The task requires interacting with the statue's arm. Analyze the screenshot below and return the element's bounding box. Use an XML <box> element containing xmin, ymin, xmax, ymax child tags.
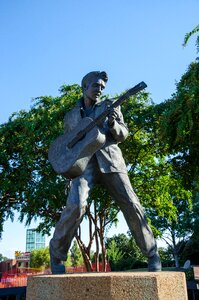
<box><xmin>109</xmin><ymin>105</ymin><xmax>129</xmax><ymax>142</ymax></box>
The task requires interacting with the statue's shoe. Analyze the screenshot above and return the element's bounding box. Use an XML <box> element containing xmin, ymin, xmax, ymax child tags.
<box><xmin>51</xmin><ymin>261</ymin><xmax>66</xmax><ymax>274</ymax></box>
<box><xmin>50</xmin><ymin>247</ymin><xmax>66</xmax><ymax>274</ymax></box>
<box><xmin>148</xmin><ymin>252</ymin><xmax>162</xmax><ymax>272</ymax></box>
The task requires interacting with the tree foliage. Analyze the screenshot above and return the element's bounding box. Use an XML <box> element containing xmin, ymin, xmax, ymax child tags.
<box><xmin>157</xmin><ymin>62</ymin><xmax>199</xmax><ymax>190</ymax></box>
<box><xmin>158</xmin><ymin>27</ymin><xmax>199</xmax><ymax>190</ymax></box>
<box><xmin>29</xmin><ymin>247</ymin><xmax>50</xmax><ymax>269</ymax></box>
<box><xmin>183</xmin><ymin>24</ymin><xmax>199</xmax><ymax>55</ymax></box>
<box><xmin>144</xmin><ymin>33</ymin><xmax>199</xmax><ymax>266</ymax></box>
<box><xmin>106</xmin><ymin>233</ymin><xmax>146</xmax><ymax>270</ymax></box>
<box><xmin>0</xmin><ymin>84</ymin><xmax>81</xmax><ymax>237</ymax></box>
<box><xmin>0</xmin><ymin>253</ymin><xmax>8</xmax><ymax>262</ymax></box>
<box><xmin>70</xmin><ymin>240</ymin><xmax>83</xmax><ymax>267</ymax></box>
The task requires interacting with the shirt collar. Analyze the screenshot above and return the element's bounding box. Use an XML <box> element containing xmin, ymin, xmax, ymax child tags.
<box><xmin>76</xmin><ymin>97</ymin><xmax>103</xmax><ymax>109</ymax></box>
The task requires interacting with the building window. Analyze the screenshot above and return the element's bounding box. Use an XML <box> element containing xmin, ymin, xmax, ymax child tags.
<box><xmin>26</xmin><ymin>229</ymin><xmax>46</xmax><ymax>252</ymax></box>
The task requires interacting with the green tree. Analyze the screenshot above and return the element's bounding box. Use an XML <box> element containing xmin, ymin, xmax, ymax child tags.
<box><xmin>0</xmin><ymin>84</ymin><xmax>82</xmax><ymax>238</ymax></box>
<box><xmin>70</xmin><ymin>240</ymin><xmax>83</xmax><ymax>267</ymax></box>
<box><xmin>30</xmin><ymin>247</ymin><xmax>50</xmax><ymax>269</ymax></box>
<box><xmin>0</xmin><ymin>253</ymin><xmax>8</xmax><ymax>262</ymax></box>
<box><xmin>183</xmin><ymin>24</ymin><xmax>199</xmax><ymax>55</ymax></box>
<box><xmin>181</xmin><ymin>237</ymin><xmax>199</xmax><ymax>265</ymax></box>
<box><xmin>106</xmin><ymin>240</ymin><xmax>124</xmax><ymax>270</ymax></box>
<box><xmin>180</xmin><ymin>191</ymin><xmax>199</xmax><ymax>265</ymax></box>
<box><xmin>106</xmin><ymin>233</ymin><xmax>146</xmax><ymax>271</ymax></box>
<box><xmin>65</xmin><ymin>252</ymin><xmax>72</xmax><ymax>267</ymax></box>
<box><xmin>143</xmin><ymin>163</ymin><xmax>193</xmax><ymax>268</ymax></box>
<box><xmin>157</xmin><ymin>61</ymin><xmax>199</xmax><ymax>191</ymax></box>
<box><xmin>158</xmin><ymin>247</ymin><xmax>173</xmax><ymax>267</ymax></box>
<box><xmin>136</xmin><ymin>32</ymin><xmax>199</xmax><ymax>267</ymax></box>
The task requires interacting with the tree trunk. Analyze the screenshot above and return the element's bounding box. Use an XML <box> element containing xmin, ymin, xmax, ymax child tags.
<box><xmin>99</xmin><ymin>218</ymin><xmax>107</xmax><ymax>272</ymax></box>
<box><xmin>75</xmin><ymin>235</ymin><xmax>93</xmax><ymax>272</ymax></box>
<box><xmin>75</xmin><ymin>213</ymin><xmax>95</xmax><ymax>272</ymax></box>
<box><xmin>174</xmin><ymin>252</ymin><xmax>180</xmax><ymax>268</ymax></box>
<box><xmin>171</xmin><ymin>231</ymin><xmax>180</xmax><ymax>268</ymax></box>
<box><xmin>94</xmin><ymin>202</ymin><xmax>100</xmax><ymax>272</ymax></box>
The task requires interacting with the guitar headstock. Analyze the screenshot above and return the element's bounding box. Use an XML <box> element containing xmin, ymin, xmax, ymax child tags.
<box><xmin>125</xmin><ymin>81</ymin><xmax>147</xmax><ymax>98</ymax></box>
<box><xmin>110</xmin><ymin>81</ymin><xmax>148</xmax><ymax>109</ymax></box>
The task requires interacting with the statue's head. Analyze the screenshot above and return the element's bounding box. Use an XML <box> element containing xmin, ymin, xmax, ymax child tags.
<box><xmin>81</xmin><ymin>71</ymin><xmax>108</xmax><ymax>103</ymax></box>
<box><xmin>81</xmin><ymin>71</ymin><xmax>108</xmax><ymax>91</ymax></box>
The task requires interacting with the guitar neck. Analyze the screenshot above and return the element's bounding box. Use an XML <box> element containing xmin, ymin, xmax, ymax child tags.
<box><xmin>68</xmin><ymin>81</ymin><xmax>147</xmax><ymax>148</ymax></box>
<box><xmin>95</xmin><ymin>81</ymin><xmax>147</xmax><ymax>123</ymax></box>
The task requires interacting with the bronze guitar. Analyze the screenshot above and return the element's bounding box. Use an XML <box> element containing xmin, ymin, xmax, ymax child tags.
<box><xmin>48</xmin><ymin>81</ymin><xmax>147</xmax><ymax>179</ymax></box>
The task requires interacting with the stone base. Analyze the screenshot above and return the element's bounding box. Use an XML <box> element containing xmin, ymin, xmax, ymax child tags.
<box><xmin>26</xmin><ymin>272</ymin><xmax>188</xmax><ymax>300</ymax></box>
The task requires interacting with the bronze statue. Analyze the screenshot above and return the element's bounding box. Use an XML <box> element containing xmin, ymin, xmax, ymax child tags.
<box><xmin>49</xmin><ymin>71</ymin><xmax>162</xmax><ymax>274</ymax></box>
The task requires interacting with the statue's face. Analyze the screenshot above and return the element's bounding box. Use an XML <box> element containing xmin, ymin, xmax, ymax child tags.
<box><xmin>84</xmin><ymin>78</ymin><xmax>106</xmax><ymax>102</ymax></box>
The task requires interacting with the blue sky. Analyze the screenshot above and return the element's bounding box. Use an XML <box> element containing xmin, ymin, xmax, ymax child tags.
<box><xmin>0</xmin><ymin>0</ymin><xmax>198</xmax><ymax>258</ymax></box>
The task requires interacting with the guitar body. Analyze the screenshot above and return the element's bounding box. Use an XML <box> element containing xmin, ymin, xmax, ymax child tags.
<box><xmin>48</xmin><ymin>117</ymin><xmax>106</xmax><ymax>178</ymax></box>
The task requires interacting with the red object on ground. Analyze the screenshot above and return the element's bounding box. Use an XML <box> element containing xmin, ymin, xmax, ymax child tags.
<box><xmin>0</xmin><ymin>262</ymin><xmax>111</xmax><ymax>288</ymax></box>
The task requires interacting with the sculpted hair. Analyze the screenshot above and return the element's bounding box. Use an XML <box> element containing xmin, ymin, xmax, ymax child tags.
<box><xmin>81</xmin><ymin>71</ymin><xmax>108</xmax><ymax>89</ymax></box>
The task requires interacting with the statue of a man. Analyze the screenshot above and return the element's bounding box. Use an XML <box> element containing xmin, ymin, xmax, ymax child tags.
<box><xmin>49</xmin><ymin>71</ymin><xmax>162</xmax><ymax>274</ymax></box>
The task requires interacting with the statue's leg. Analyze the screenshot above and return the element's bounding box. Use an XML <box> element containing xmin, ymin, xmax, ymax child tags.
<box><xmin>50</xmin><ymin>163</ymin><xmax>95</xmax><ymax>273</ymax></box>
<box><xmin>101</xmin><ymin>172</ymin><xmax>161</xmax><ymax>271</ymax></box>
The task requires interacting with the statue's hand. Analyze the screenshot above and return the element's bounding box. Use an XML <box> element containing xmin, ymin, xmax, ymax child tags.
<box><xmin>108</xmin><ymin>108</ymin><xmax>119</xmax><ymax>127</ymax></box>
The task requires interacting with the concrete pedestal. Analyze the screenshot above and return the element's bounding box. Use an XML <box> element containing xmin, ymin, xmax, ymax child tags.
<box><xmin>26</xmin><ymin>272</ymin><xmax>188</xmax><ymax>300</ymax></box>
